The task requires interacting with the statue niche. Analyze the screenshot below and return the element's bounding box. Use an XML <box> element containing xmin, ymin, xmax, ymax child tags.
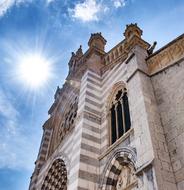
<box><xmin>116</xmin><ymin>165</ymin><xmax>137</xmax><ymax>190</ymax></box>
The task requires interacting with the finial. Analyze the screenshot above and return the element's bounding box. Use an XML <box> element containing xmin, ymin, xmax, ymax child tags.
<box><xmin>76</xmin><ymin>45</ymin><xmax>83</xmax><ymax>57</ymax></box>
<box><xmin>54</xmin><ymin>86</ymin><xmax>61</xmax><ymax>99</ymax></box>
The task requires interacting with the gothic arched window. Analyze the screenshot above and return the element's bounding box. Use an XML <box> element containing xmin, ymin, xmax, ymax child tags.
<box><xmin>110</xmin><ymin>88</ymin><xmax>131</xmax><ymax>144</ymax></box>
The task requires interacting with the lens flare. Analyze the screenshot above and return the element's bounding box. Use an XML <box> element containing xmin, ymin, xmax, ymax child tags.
<box><xmin>17</xmin><ymin>54</ymin><xmax>51</xmax><ymax>88</ymax></box>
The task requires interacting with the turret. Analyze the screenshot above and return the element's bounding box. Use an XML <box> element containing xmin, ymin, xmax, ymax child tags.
<box><xmin>124</xmin><ymin>23</ymin><xmax>143</xmax><ymax>40</ymax></box>
<box><xmin>88</xmin><ymin>32</ymin><xmax>107</xmax><ymax>51</ymax></box>
<box><xmin>122</xmin><ymin>23</ymin><xmax>150</xmax><ymax>53</ymax></box>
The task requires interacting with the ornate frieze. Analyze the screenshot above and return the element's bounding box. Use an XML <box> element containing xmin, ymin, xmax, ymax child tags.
<box><xmin>146</xmin><ymin>34</ymin><xmax>184</xmax><ymax>75</ymax></box>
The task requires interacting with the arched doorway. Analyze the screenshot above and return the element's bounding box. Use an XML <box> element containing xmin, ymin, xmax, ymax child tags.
<box><xmin>101</xmin><ymin>148</ymin><xmax>137</xmax><ymax>190</ymax></box>
<box><xmin>41</xmin><ymin>159</ymin><xmax>67</xmax><ymax>190</ymax></box>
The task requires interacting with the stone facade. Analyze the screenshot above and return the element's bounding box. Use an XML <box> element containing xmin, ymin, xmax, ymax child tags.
<box><xmin>29</xmin><ymin>24</ymin><xmax>184</xmax><ymax>190</ymax></box>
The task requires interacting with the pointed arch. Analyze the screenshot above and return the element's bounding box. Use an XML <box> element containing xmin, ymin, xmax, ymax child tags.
<box><xmin>106</xmin><ymin>81</ymin><xmax>127</xmax><ymax>109</ymax></box>
<box><xmin>106</xmin><ymin>81</ymin><xmax>131</xmax><ymax>145</ymax></box>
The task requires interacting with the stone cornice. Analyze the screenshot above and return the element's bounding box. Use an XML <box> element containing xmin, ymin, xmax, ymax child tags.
<box><xmin>146</xmin><ymin>33</ymin><xmax>184</xmax><ymax>75</ymax></box>
<box><xmin>84</xmin><ymin>46</ymin><xmax>106</xmax><ymax>59</ymax></box>
<box><xmin>99</xmin><ymin>128</ymin><xmax>134</xmax><ymax>160</ymax></box>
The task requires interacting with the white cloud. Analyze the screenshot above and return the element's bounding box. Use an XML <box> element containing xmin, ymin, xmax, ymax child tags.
<box><xmin>46</xmin><ymin>0</ymin><xmax>55</xmax><ymax>4</ymax></box>
<box><xmin>0</xmin><ymin>0</ymin><xmax>14</xmax><ymax>17</ymax></box>
<box><xmin>0</xmin><ymin>88</ymin><xmax>20</xmax><ymax>135</ymax></box>
<box><xmin>69</xmin><ymin>0</ymin><xmax>103</xmax><ymax>22</ymax></box>
<box><xmin>0</xmin><ymin>88</ymin><xmax>38</xmax><ymax>171</ymax></box>
<box><xmin>0</xmin><ymin>131</ymin><xmax>38</xmax><ymax>170</ymax></box>
<box><xmin>113</xmin><ymin>0</ymin><xmax>126</xmax><ymax>8</ymax></box>
<box><xmin>0</xmin><ymin>129</ymin><xmax>38</xmax><ymax>170</ymax></box>
<box><xmin>0</xmin><ymin>89</ymin><xmax>19</xmax><ymax>119</ymax></box>
<box><xmin>0</xmin><ymin>0</ymin><xmax>31</xmax><ymax>17</ymax></box>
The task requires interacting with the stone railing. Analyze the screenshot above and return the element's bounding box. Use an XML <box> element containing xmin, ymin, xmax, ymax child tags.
<box><xmin>102</xmin><ymin>35</ymin><xmax>149</xmax><ymax>74</ymax></box>
<box><xmin>104</xmin><ymin>40</ymin><xmax>126</xmax><ymax>65</ymax></box>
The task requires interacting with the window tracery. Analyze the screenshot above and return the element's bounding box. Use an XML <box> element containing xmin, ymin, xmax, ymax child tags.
<box><xmin>109</xmin><ymin>88</ymin><xmax>131</xmax><ymax>144</ymax></box>
<box><xmin>41</xmin><ymin>159</ymin><xmax>67</xmax><ymax>190</ymax></box>
<box><xmin>59</xmin><ymin>97</ymin><xmax>78</xmax><ymax>140</ymax></box>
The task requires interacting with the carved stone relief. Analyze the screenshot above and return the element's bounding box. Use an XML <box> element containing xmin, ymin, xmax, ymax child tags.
<box><xmin>116</xmin><ymin>165</ymin><xmax>137</xmax><ymax>190</ymax></box>
<box><xmin>147</xmin><ymin>36</ymin><xmax>184</xmax><ymax>74</ymax></box>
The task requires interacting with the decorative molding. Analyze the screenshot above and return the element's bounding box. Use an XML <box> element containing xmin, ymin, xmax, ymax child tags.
<box><xmin>53</xmin><ymin>152</ymin><xmax>71</xmax><ymax>175</ymax></box>
<box><xmin>135</xmin><ymin>159</ymin><xmax>154</xmax><ymax>176</ymax></box>
<box><xmin>106</xmin><ymin>81</ymin><xmax>126</xmax><ymax>110</ymax></box>
<box><xmin>99</xmin><ymin>128</ymin><xmax>134</xmax><ymax>160</ymax></box>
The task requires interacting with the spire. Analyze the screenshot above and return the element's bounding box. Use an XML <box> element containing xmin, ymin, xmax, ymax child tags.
<box><xmin>76</xmin><ymin>45</ymin><xmax>83</xmax><ymax>58</ymax></box>
<box><xmin>68</xmin><ymin>52</ymin><xmax>76</xmax><ymax>73</ymax></box>
<box><xmin>54</xmin><ymin>86</ymin><xmax>62</xmax><ymax>99</ymax></box>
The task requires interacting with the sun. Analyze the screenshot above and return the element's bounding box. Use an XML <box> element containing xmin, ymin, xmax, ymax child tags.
<box><xmin>17</xmin><ymin>54</ymin><xmax>51</xmax><ymax>89</ymax></box>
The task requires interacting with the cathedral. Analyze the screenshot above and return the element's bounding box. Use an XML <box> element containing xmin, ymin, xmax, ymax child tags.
<box><xmin>29</xmin><ymin>24</ymin><xmax>184</xmax><ymax>190</ymax></box>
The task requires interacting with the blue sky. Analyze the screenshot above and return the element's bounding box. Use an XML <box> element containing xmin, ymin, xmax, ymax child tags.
<box><xmin>0</xmin><ymin>0</ymin><xmax>184</xmax><ymax>189</ymax></box>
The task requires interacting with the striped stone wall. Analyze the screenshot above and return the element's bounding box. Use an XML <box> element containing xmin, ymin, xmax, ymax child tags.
<box><xmin>29</xmin><ymin>69</ymin><xmax>103</xmax><ymax>190</ymax></box>
<box><xmin>98</xmin><ymin>45</ymin><xmax>176</xmax><ymax>190</ymax></box>
<box><xmin>99</xmin><ymin>50</ymin><xmax>138</xmax><ymax>189</ymax></box>
<box><xmin>29</xmin><ymin>32</ymin><xmax>184</xmax><ymax>190</ymax></box>
<box><xmin>29</xmin><ymin>125</ymin><xmax>75</xmax><ymax>189</ymax></box>
<box><xmin>29</xmin><ymin>119</ymin><xmax>53</xmax><ymax>190</ymax></box>
<box><xmin>74</xmin><ymin>70</ymin><xmax>102</xmax><ymax>189</ymax></box>
<box><xmin>32</xmin><ymin>45</ymin><xmax>176</xmax><ymax>190</ymax></box>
